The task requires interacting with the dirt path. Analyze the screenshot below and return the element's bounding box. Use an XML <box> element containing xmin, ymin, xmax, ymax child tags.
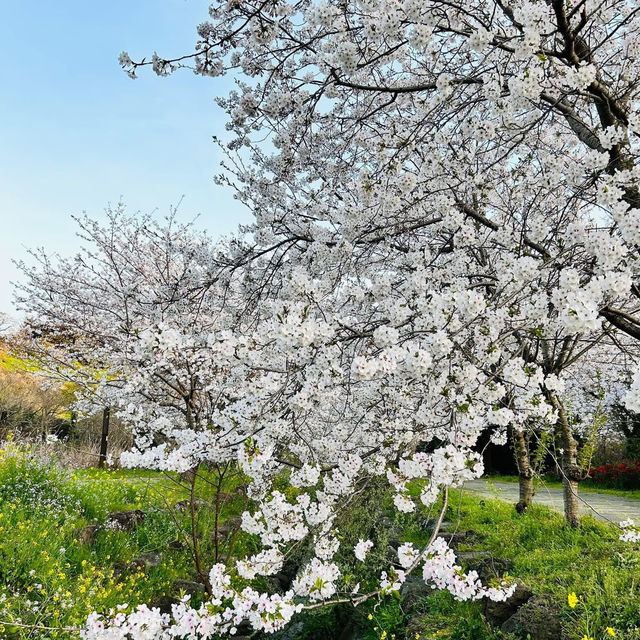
<box><xmin>464</xmin><ymin>479</ymin><xmax>640</xmax><ymax>524</ymax></box>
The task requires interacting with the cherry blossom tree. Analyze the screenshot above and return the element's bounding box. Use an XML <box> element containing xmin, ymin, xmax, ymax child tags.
<box><xmin>17</xmin><ymin>204</ymin><xmax>529</xmax><ymax>637</ymax></box>
<box><xmin>16</xmin><ymin>207</ymin><xmax>254</xmax><ymax>589</ymax></box>
<box><xmin>118</xmin><ymin>0</ymin><xmax>640</xmax><ymax>518</ymax></box>
<box><xmin>0</xmin><ymin>312</ymin><xmax>13</xmax><ymax>336</ymax></box>
<box><xmin>16</xmin><ymin>0</ymin><xmax>640</xmax><ymax>634</ymax></box>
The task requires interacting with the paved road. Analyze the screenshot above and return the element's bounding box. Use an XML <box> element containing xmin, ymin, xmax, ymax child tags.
<box><xmin>464</xmin><ymin>479</ymin><xmax>640</xmax><ymax>524</ymax></box>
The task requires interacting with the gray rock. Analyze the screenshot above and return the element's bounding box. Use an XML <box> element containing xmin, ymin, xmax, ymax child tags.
<box><xmin>438</xmin><ymin>530</ymin><xmax>470</xmax><ymax>548</ymax></box>
<box><xmin>483</xmin><ymin>583</ymin><xmax>533</xmax><ymax>626</ymax></box>
<box><xmin>475</xmin><ymin>556</ymin><xmax>514</xmax><ymax>582</ymax></box>
<box><xmin>131</xmin><ymin>551</ymin><xmax>162</xmax><ymax>570</ymax></box>
<box><xmin>215</xmin><ymin>516</ymin><xmax>241</xmax><ymax>538</ymax></box>
<box><xmin>459</xmin><ymin>552</ymin><xmax>514</xmax><ymax>582</ymax></box>
<box><xmin>500</xmin><ymin>595</ymin><xmax>564</xmax><ymax>640</ymax></box>
<box><xmin>233</xmin><ymin>622</ymin><xmax>253</xmax><ymax>637</ymax></box>
<box><xmin>400</xmin><ymin>574</ymin><xmax>432</xmax><ymax>612</ymax></box>
<box><xmin>457</xmin><ymin>550</ymin><xmax>492</xmax><ymax>562</ymax></box>
<box><xmin>106</xmin><ymin>510</ymin><xmax>145</xmax><ymax>530</ymax></box>
<box><xmin>149</xmin><ymin>595</ymin><xmax>179</xmax><ymax>614</ymax></box>
<box><xmin>269</xmin><ymin>559</ymin><xmax>299</xmax><ymax>592</ymax></box>
<box><xmin>174</xmin><ymin>499</ymin><xmax>206</xmax><ymax>513</ymax></box>
<box><xmin>174</xmin><ymin>579</ymin><xmax>206</xmax><ymax>595</ymax></box>
<box><xmin>268</xmin><ymin>620</ymin><xmax>305</xmax><ymax>640</ymax></box>
<box><xmin>76</xmin><ymin>524</ymin><xmax>99</xmax><ymax>545</ymax></box>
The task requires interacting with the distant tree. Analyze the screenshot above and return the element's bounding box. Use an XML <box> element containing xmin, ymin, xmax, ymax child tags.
<box><xmin>0</xmin><ymin>355</ymin><xmax>72</xmax><ymax>440</ymax></box>
<box><xmin>0</xmin><ymin>312</ymin><xmax>11</xmax><ymax>336</ymax></box>
<box><xmin>23</xmin><ymin>322</ymin><xmax>116</xmax><ymax>465</ymax></box>
<box><xmin>610</xmin><ymin>402</ymin><xmax>640</xmax><ymax>459</ymax></box>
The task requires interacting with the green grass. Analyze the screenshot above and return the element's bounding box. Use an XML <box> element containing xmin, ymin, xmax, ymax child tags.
<box><xmin>358</xmin><ymin>490</ymin><xmax>640</xmax><ymax>640</ymax></box>
<box><xmin>0</xmin><ymin>443</ymin><xmax>248</xmax><ymax>639</ymax></box>
<box><xmin>1</xmin><ymin>444</ymin><xmax>639</xmax><ymax>640</ymax></box>
<box><xmin>485</xmin><ymin>474</ymin><xmax>640</xmax><ymax>500</ymax></box>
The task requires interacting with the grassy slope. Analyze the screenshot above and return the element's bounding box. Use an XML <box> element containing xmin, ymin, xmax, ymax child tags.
<box><xmin>0</xmin><ymin>349</ymin><xmax>40</xmax><ymax>373</ymax></box>
<box><xmin>0</xmin><ymin>451</ymin><xmax>639</xmax><ymax>640</ymax></box>
<box><xmin>0</xmin><ymin>450</ymin><xmax>247</xmax><ymax>639</ymax></box>
<box><xmin>333</xmin><ymin>489</ymin><xmax>640</xmax><ymax>640</ymax></box>
<box><xmin>445</xmin><ymin>491</ymin><xmax>639</xmax><ymax>638</ymax></box>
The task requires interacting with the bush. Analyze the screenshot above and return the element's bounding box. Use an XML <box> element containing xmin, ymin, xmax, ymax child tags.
<box><xmin>0</xmin><ymin>440</ymin><xmax>82</xmax><ymax>516</ymax></box>
<box><xmin>587</xmin><ymin>462</ymin><xmax>640</xmax><ymax>490</ymax></box>
<box><xmin>0</xmin><ymin>441</ymin><xmax>186</xmax><ymax>639</ymax></box>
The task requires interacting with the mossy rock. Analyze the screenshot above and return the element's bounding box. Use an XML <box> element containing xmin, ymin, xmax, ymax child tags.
<box><xmin>501</xmin><ymin>595</ymin><xmax>565</xmax><ymax>640</ymax></box>
<box><xmin>483</xmin><ymin>583</ymin><xmax>533</xmax><ymax>626</ymax></box>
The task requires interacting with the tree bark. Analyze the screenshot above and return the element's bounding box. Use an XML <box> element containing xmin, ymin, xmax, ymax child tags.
<box><xmin>513</xmin><ymin>428</ymin><xmax>535</xmax><ymax>513</ymax></box>
<box><xmin>70</xmin><ymin>410</ymin><xmax>77</xmax><ymax>439</ymax></box>
<box><xmin>41</xmin><ymin>408</ymin><xmax>47</xmax><ymax>442</ymax></box>
<box><xmin>517</xmin><ymin>472</ymin><xmax>535</xmax><ymax>514</ymax></box>
<box><xmin>552</xmin><ymin>396</ymin><xmax>581</xmax><ymax>527</ymax></box>
<box><xmin>98</xmin><ymin>406</ymin><xmax>110</xmax><ymax>468</ymax></box>
<box><xmin>562</xmin><ymin>477</ymin><xmax>580</xmax><ymax>528</ymax></box>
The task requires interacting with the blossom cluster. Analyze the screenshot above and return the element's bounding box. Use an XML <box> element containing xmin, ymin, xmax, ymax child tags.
<box><xmin>620</xmin><ymin>519</ymin><xmax>640</xmax><ymax>543</ymax></box>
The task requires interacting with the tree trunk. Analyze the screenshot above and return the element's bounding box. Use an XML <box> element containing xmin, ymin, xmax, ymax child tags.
<box><xmin>517</xmin><ymin>472</ymin><xmax>535</xmax><ymax>513</ymax></box>
<box><xmin>513</xmin><ymin>428</ymin><xmax>535</xmax><ymax>513</ymax></box>
<box><xmin>552</xmin><ymin>396</ymin><xmax>581</xmax><ymax>527</ymax></box>
<box><xmin>41</xmin><ymin>408</ymin><xmax>47</xmax><ymax>442</ymax></box>
<box><xmin>562</xmin><ymin>477</ymin><xmax>580</xmax><ymax>528</ymax></box>
<box><xmin>70</xmin><ymin>410</ymin><xmax>77</xmax><ymax>439</ymax></box>
<box><xmin>98</xmin><ymin>406</ymin><xmax>110</xmax><ymax>468</ymax></box>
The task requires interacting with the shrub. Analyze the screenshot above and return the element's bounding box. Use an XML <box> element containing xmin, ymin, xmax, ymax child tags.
<box><xmin>587</xmin><ymin>462</ymin><xmax>640</xmax><ymax>490</ymax></box>
<box><xmin>0</xmin><ymin>439</ymin><xmax>82</xmax><ymax>516</ymax></box>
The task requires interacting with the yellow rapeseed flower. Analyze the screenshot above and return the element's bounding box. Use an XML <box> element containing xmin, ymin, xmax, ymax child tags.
<box><xmin>568</xmin><ymin>592</ymin><xmax>578</xmax><ymax>608</ymax></box>
<box><xmin>606</xmin><ymin>628</ymin><xmax>616</xmax><ymax>637</ymax></box>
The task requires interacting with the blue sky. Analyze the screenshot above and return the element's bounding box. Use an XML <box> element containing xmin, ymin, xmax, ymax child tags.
<box><xmin>0</xmin><ymin>1</ymin><xmax>251</xmax><ymax>316</ymax></box>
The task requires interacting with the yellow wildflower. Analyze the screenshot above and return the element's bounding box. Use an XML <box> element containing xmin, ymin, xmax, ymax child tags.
<box><xmin>606</xmin><ymin>629</ymin><xmax>616</xmax><ymax>637</ymax></box>
<box><xmin>568</xmin><ymin>592</ymin><xmax>578</xmax><ymax>608</ymax></box>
